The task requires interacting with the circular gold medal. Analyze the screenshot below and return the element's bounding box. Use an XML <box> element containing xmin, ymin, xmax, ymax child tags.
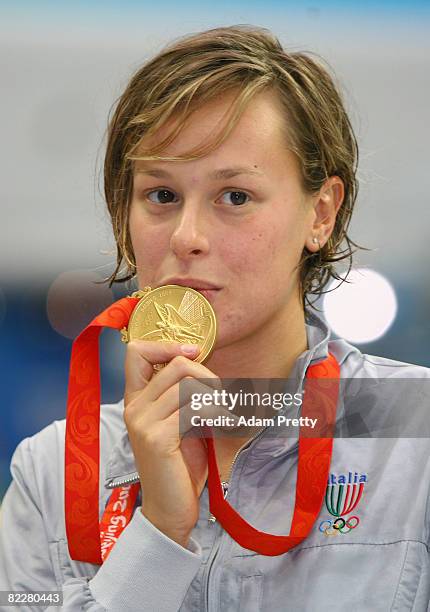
<box><xmin>120</xmin><ymin>285</ymin><xmax>217</xmax><ymax>367</ymax></box>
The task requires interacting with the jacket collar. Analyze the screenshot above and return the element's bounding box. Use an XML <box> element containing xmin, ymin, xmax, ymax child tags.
<box><xmin>104</xmin><ymin>307</ymin><xmax>332</xmax><ymax>488</ymax></box>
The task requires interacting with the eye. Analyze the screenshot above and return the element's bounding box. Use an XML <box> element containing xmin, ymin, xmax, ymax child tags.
<box><xmin>146</xmin><ymin>189</ymin><xmax>177</xmax><ymax>204</ymax></box>
<box><xmin>220</xmin><ymin>191</ymin><xmax>250</xmax><ymax>206</ymax></box>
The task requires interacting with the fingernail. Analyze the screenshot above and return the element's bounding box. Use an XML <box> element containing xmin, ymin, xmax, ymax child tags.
<box><xmin>181</xmin><ymin>344</ymin><xmax>199</xmax><ymax>355</ymax></box>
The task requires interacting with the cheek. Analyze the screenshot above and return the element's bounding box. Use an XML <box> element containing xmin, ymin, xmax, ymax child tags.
<box><xmin>223</xmin><ymin>218</ymin><xmax>296</xmax><ymax>277</ymax></box>
<box><xmin>129</xmin><ymin>211</ymin><xmax>168</xmax><ymax>264</ymax></box>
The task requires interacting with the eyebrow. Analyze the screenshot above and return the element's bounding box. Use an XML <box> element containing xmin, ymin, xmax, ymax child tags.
<box><xmin>134</xmin><ymin>166</ymin><xmax>264</xmax><ymax>180</ymax></box>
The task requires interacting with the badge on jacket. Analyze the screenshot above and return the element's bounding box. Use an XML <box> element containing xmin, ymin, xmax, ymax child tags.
<box><xmin>318</xmin><ymin>471</ymin><xmax>368</xmax><ymax>536</ymax></box>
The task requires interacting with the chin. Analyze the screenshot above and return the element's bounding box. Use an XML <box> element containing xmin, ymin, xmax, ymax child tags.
<box><xmin>212</xmin><ymin>318</ymin><xmax>257</xmax><ymax>351</ymax></box>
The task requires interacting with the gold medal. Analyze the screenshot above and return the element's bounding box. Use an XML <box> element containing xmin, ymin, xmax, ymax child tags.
<box><xmin>120</xmin><ymin>285</ymin><xmax>217</xmax><ymax>368</ymax></box>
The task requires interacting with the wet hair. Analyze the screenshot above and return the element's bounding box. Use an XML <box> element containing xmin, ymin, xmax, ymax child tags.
<box><xmin>101</xmin><ymin>24</ymin><xmax>367</xmax><ymax>310</ymax></box>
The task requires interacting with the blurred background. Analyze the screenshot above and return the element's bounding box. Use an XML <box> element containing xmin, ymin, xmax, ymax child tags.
<box><xmin>1</xmin><ymin>0</ymin><xmax>429</xmax><ymax>503</ymax></box>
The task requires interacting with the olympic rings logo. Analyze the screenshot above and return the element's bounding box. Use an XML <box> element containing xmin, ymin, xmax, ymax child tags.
<box><xmin>319</xmin><ymin>516</ymin><xmax>360</xmax><ymax>536</ymax></box>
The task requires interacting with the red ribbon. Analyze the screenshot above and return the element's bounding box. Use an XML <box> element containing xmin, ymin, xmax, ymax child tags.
<box><xmin>99</xmin><ymin>483</ymin><xmax>141</xmax><ymax>562</ymax></box>
<box><xmin>65</xmin><ymin>296</ymin><xmax>339</xmax><ymax>564</ymax></box>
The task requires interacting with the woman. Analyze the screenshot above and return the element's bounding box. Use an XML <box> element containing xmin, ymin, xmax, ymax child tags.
<box><xmin>1</xmin><ymin>25</ymin><xmax>429</xmax><ymax>611</ymax></box>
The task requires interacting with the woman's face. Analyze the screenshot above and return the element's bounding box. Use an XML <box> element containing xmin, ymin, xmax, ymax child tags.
<box><xmin>129</xmin><ymin>89</ymin><xmax>316</xmax><ymax>350</ymax></box>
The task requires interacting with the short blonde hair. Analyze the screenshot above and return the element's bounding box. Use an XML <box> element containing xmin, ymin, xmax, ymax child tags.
<box><xmin>102</xmin><ymin>24</ymin><xmax>365</xmax><ymax>309</ymax></box>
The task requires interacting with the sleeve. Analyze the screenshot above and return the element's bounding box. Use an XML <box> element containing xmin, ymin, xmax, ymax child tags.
<box><xmin>0</xmin><ymin>437</ymin><xmax>203</xmax><ymax>612</ymax></box>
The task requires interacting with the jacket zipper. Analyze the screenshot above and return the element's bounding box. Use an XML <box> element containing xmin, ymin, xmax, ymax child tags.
<box><xmin>207</xmin><ymin>425</ymin><xmax>266</xmax><ymax>522</ymax></box>
<box><xmin>105</xmin><ymin>473</ymin><xmax>140</xmax><ymax>489</ymax></box>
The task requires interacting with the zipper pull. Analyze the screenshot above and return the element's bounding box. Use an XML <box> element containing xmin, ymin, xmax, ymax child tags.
<box><xmin>208</xmin><ymin>481</ymin><xmax>229</xmax><ymax>523</ymax></box>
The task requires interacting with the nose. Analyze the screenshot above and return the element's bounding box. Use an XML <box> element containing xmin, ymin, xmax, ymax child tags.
<box><xmin>169</xmin><ymin>202</ymin><xmax>210</xmax><ymax>259</ymax></box>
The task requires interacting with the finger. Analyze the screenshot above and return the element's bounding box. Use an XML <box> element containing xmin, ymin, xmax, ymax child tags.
<box><xmin>142</xmin><ymin>377</ymin><xmax>218</xmax><ymax>424</ymax></box>
<box><xmin>142</xmin><ymin>355</ymin><xmax>220</xmax><ymax>404</ymax></box>
<box><xmin>124</xmin><ymin>340</ymin><xmax>201</xmax><ymax>402</ymax></box>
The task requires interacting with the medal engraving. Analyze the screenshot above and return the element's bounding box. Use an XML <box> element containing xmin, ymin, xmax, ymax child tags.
<box><xmin>121</xmin><ymin>285</ymin><xmax>217</xmax><ymax>366</ymax></box>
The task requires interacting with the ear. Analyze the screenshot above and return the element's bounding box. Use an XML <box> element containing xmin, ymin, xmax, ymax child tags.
<box><xmin>305</xmin><ymin>176</ymin><xmax>344</xmax><ymax>252</ymax></box>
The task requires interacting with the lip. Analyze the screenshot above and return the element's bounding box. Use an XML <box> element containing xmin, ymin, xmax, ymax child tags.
<box><xmin>159</xmin><ymin>277</ymin><xmax>222</xmax><ymax>290</ymax></box>
<box><xmin>195</xmin><ymin>288</ymin><xmax>220</xmax><ymax>303</ymax></box>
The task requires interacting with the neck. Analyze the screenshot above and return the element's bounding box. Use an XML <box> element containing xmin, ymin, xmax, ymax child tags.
<box><xmin>205</xmin><ymin>294</ymin><xmax>308</xmax><ymax>381</ymax></box>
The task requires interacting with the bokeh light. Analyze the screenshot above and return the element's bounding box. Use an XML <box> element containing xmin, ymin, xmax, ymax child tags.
<box><xmin>323</xmin><ymin>268</ymin><xmax>398</xmax><ymax>343</ymax></box>
<box><xmin>46</xmin><ymin>269</ymin><xmax>114</xmax><ymax>339</ymax></box>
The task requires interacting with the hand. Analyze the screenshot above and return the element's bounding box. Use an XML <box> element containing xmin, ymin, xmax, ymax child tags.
<box><xmin>123</xmin><ymin>340</ymin><xmax>220</xmax><ymax>548</ymax></box>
